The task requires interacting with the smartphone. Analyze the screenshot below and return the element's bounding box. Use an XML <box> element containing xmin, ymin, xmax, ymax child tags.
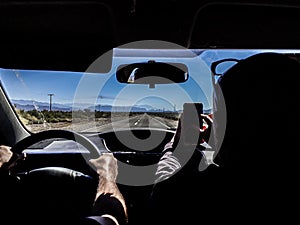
<box><xmin>182</xmin><ymin>102</ymin><xmax>203</xmax><ymax>145</ymax></box>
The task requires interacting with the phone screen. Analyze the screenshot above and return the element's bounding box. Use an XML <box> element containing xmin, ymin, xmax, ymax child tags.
<box><xmin>182</xmin><ymin>102</ymin><xmax>203</xmax><ymax>145</ymax></box>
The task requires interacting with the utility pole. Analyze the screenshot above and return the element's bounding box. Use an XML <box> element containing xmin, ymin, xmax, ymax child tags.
<box><xmin>48</xmin><ymin>94</ymin><xmax>54</xmax><ymax>111</ymax></box>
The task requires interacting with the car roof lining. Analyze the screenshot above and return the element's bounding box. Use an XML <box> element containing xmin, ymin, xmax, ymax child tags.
<box><xmin>188</xmin><ymin>2</ymin><xmax>300</xmax><ymax>49</ymax></box>
<box><xmin>0</xmin><ymin>1</ymin><xmax>118</xmax><ymax>72</ymax></box>
<box><xmin>1</xmin><ymin>0</ymin><xmax>300</xmax><ymax>72</ymax></box>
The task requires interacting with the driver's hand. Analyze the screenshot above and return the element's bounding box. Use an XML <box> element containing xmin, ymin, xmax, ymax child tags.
<box><xmin>180</xmin><ymin>113</ymin><xmax>213</xmax><ymax>145</ymax></box>
<box><xmin>0</xmin><ymin>145</ymin><xmax>12</xmax><ymax>168</ymax></box>
<box><xmin>200</xmin><ymin>114</ymin><xmax>213</xmax><ymax>143</ymax></box>
<box><xmin>89</xmin><ymin>153</ymin><xmax>127</xmax><ymax>219</ymax></box>
<box><xmin>89</xmin><ymin>153</ymin><xmax>118</xmax><ymax>182</ymax></box>
<box><xmin>167</xmin><ymin>113</ymin><xmax>213</xmax><ymax>150</ymax></box>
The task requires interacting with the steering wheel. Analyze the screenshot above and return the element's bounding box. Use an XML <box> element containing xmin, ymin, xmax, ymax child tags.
<box><xmin>5</xmin><ymin>130</ymin><xmax>102</xmax><ymax>221</ymax></box>
<box><xmin>6</xmin><ymin>129</ymin><xmax>102</xmax><ymax>175</ymax></box>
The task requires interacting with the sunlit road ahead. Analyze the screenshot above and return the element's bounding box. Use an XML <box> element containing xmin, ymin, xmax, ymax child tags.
<box><xmin>80</xmin><ymin>113</ymin><xmax>174</xmax><ymax>133</ymax></box>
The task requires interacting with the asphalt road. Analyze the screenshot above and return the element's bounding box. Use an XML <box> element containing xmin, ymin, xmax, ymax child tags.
<box><xmin>80</xmin><ymin>113</ymin><xmax>174</xmax><ymax>132</ymax></box>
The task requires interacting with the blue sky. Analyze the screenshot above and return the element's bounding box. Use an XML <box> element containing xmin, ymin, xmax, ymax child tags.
<box><xmin>1</xmin><ymin>49</ymin><xmax>299</xmax><ymax>111</ymax></box>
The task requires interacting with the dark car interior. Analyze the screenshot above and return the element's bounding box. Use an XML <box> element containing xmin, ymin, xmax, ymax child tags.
<box><xmin>1</xmin><ymin>0</ymin><xmax>300</xmax><ymax>225</ymax></box>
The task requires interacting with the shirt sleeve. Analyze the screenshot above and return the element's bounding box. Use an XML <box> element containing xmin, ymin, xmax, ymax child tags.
<box><xmin>84</xmin><ymin>216</ymin><xmax>118</xmax><ymax>225</ymax></box>
<box><xmin>154</xmin><ymin>151</ymin><xmax>182</xmax><ymax>184</ymax></box>
<box><xmin>90</xmin><ymin>193</ymin><xmax>127</xmax><ymax>225</ymax></box>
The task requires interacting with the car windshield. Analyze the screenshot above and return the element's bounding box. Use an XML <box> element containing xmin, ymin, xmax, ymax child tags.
<box><xmin>1</xmin><ymin>48</ymin><xmax>298</xmax><ymax>133</ymax></box>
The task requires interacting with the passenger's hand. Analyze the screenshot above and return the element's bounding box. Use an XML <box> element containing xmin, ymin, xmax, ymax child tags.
<box><xmin>89</xmin><ymin>153</ymin><xmax>118</xmax><ymax>182</ymax></box>
<box><xmin>0</xmin><ymin>145</ymin><xmax>12</xmax><ymax>168</ymax></box>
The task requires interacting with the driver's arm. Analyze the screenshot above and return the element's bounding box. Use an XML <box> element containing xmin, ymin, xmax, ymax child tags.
<box><xmin>0</xmin><ymin>145</ymin><xmax>12</xmax><ymax>168</ymax></box>
<box><xmin>88</xmin><ymin>153</ymin><xmax>128</xmax><ymax>225</ymax></box>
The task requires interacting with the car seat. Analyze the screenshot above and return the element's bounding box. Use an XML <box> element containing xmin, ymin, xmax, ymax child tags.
<box><xmin>209</xmin><ymin>52</ymin><xmax>300</xmax><ymax>223</ymax></box>
<box><xmin>213</xmin><ymin>52</ymin><xmax>300</xmax><ymax>170</ymax></box>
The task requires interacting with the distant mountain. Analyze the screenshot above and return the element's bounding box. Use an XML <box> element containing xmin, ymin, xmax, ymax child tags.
<box><xmin>176</xmin><ymin>108</ymin><xmax>212</xmax><ymax>114</ymax></box>
<box><xmin>93</xmin><ymin>104</ymin><xmax>171</xmax><ymax>113</ymax></box>
<box><xmin>12</xmin><ymin>99</ymin><xmax>211</xmax><ymax>113</ymax></box>
<box><xmin>11</xmin><ymin>100</ymin><xmax>154</xmax><ymax>113</ymax></box>
<box><xmin>90</xmin><ymin>105</ymin><xmax>148</xmax><ymax>112</ymax></box>
<box><xmin>204</xmin><ymin>108</ymin><xmax>212</xmax><ymax>114</ymax></box>
<box><xmin>12</xmin><ymin>99</ymin><xmax>71</xmax><ymax>112</ymax></box>
<box><xmin>135</xmin><ymin>104</ymin><xmax>156</xmax><ymax>111</ymax></box>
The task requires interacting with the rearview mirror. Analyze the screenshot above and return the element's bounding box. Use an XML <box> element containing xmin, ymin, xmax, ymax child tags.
<box><xmin>116</xmin><ymin>61</ymin><xmax>189</xmax><ymax>88</ymax></box>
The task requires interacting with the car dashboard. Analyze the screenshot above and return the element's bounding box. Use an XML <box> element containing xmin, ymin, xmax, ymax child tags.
<box><xmin>15</xmin><ymin>128</ymin><xmax>175</xmax><ymax>176</ymax></box>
